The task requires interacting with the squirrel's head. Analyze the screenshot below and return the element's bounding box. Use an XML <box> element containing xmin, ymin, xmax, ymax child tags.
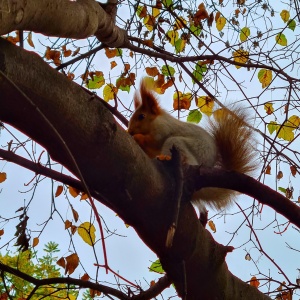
<box><xmin>128</xmin><ymin>80</ymin><xmax>161</xmax><ymax>136</ymax></box>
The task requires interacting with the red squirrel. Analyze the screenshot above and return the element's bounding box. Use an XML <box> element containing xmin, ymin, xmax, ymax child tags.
<box><xmin>128</xmin><ymin>79</ymin><xmax>257</xmax><ymax>211</ymax></box>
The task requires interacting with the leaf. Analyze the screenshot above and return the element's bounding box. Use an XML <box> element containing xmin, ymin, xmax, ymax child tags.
<box><xmin>277</xmin><ymin>171</ymin><xmax>283</xmax><ymax>180</ymax></box>
<box><xmin>267</xmin><ymin>121</ymin><xmax>278</xmax><ymax>135</ymax></box>
<box><xmin>149</xmin><ymin>259</ymin><xmax>165</xmax><ymax>274</ymax></box>
<box><xmin>208</xmin><ymin>220</ymin><xmax>216</xmax><ymax>233</ymax></box>
<box><xmin>258</xmin><ymin>69</ymin><xmax>272</xmax><ymax>88</ymax></box>
<box><xmin>55</xmin><ymin>185</ymin><xmax>63</xmax><ymax>197</ymax></box>
<box><xmin>81</xmin><ymin>273</ymin><xmax>90</xmax><ymax>281</ymax></box>
<box><xmin>275</xmin><ymin>33</ymin><xmax>287</xmax><ymax>46</ymax></box>
<box><xmin>187</xmin><ymin>109</ymin><xmax>202</xmax><ymax>124</ymax></box>
<box><xmin>71</xmin><ymin>205</ymin><xmax>79</xmax><ymax>222</ymax></box>
<box><xmin>143</xmin><ymin>15</ymin><xmax>155</xmax><ymax>31</ymax></box>
<box><xmin>249</xmin><ymin>276</ymin><xmax>260</xmax><ymax>288</ymax></box>
<box><xmin>278</xmin><ymin>187</ymin><xmax>286</xmax><ymax>194</ymax></box>
<box><xmin>192</xmin><ymin>62</ymin><xmax>207</xmax><ymax>82</ymax></box>
<box><xmin>277</xmin><ymin>122</ymin><xmax>295</xmax><ymax>141</ymax></box>
<box><xmin>264</xmin><ymin>102</ymin><xmax>274</xmax><ymax>115</ymax></box>
<box><xmin>110</xmin><ymin>61</ymin><xmax>117</xmax><ymax>69</ymax></box>
<box><xmin>216</xmin><ymin>16</ymin><xmax>226</xmax><ymax>31</ymax></box>
<box><xmin>166</xmin><ymin>30</ymin><xmax>178</xmax><ymax>46</ymax></box>
<box><xmin>190</xmin><ymin>23</ymin><xmax>201</xmax><ymax>35</ymax></box>
<box><xmin>32</xmin><ymin>237</ymin><xmax>39</xmax><ymax>247</ymax></box>
<box><xmin>69</xmin><ymin>186</ymin><xmax>80</xmax><ymax>198</ymax></box>
<box><xmin>65</xmin><ymin>220</ymin><xmax>72</xmax><ymax>230</ymax></box>
<box><xmin>80</xmin><ymin>192</ymin><xmax>88</xmax><ymax>200</ymax></box>
<box><xmin>103</xmin><ymin>84</ymin><xmax>117</xmax><ymax>102</ymax></box>
<box><xmin>86</xmin><ymin>72</ymin><xmax>105</xmax><ymax>90</ymax></box>
<box><xmin>65</xmin><ymin>253</ymin><xmax>79</xmax><ymax>275</ymax></box>
<box><xmin>145</xmin><ymin>66</ymin><xmax>159</xmax><ymax>77</ymax></box>
<box><xmin>0</xmin><ymin>229</ymin><xmax>4</xmax><ymax>236</ymax></box>
<box><xmin>136</xmin><ymin>5</ymin><xmax>147</xmax><ymax>18</ymax></box>
<box><xmin>27</xmin><ymin>32</ymin><xmax>35</xmax><ymax>48</ymax></box>
<box><xmin>287</xmin><ymin>19</ymin><xmax>296</xmax><ymax>31</ymax></box>
<box><xmin>233</xmin><ymin>49</ymin><xmax>249</xmax><ymax>68</ymax></box>
<box><xmin>78</xmin><ymin>222</ymin><xmax>96</xmax><ymax>246</ymax></box>
<box><xmin>240</xmin><ymin>27</ymin><xmax>250</xmax><ymax>42</ymax></box>
<box><xmin>265</xmin><ymin>165</ymin><xmax>271</xmax><ymax>175</ymax></box>
<box><xmin>57</xmin><ymin>257</ymin><xmax>66</xmax><ymax>269</ymax></box>
<box><xmin>175</xmin><ymin>38</ymin><xmax>186</xmax><ymax>53</ymax></box>
<box><xmin>280</xmin><ymin>10</ymin><xmax>290</xmax><ymax>23</ymax></box>
<box><xmin>173</xmin><ymin>92</ymin><xmax>192</xmax><ymax>110</ymax></box>
<box><xmin>0</xmin><ymin>172</ymin><xmax>7</xmax><ymax>183</ymax></box>
<box><xmin>174</xmin><ymin>16</ymin><xmax>187</xmax><ymax>30</ymax></box>
<box><xmin>245</xmin><ymin>253</ymin><xmax>251</xmax><ymax>261</ymax></box>
<box><xmin>290</xmin><ymin>165</ymin><xmax>297</xmax><ymax>177</ymax></box>
<box><xmin>152</xmin><ymin>7</ymin><xmax>160</xmax><ymax>19</ymax></box>
<box><xmin>161</xmin><ymin>65</ymin><xmax>175</xmax><ymax>76</ymax></box>
<box><xmin>105</xmin><ymin>48</ymin><xmax>118</xmax><ymax>58</ymax></box>
<box><xmin>196</xmin><ymin>96</ymin><xmax>214</xmax><ymax>116</ymax></box>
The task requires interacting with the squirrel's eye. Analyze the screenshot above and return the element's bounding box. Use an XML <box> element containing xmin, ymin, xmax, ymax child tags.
<box><xmin>138</xmin><ymin>113</ymin><xmax>145</xmax><ymax>120</ymax></box>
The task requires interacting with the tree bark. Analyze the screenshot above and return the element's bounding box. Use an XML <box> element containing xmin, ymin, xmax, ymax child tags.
<box><xmin>0</xmin><ymin>38</ymin><xmax>273</xmax><ymax>299</ymax></box>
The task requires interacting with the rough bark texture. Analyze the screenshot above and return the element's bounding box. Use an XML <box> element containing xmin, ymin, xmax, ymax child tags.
<box><xmin>0</xmin><ymin>38</ymin><xmax>272</xmax><ymax>299</ymax></box>
<box><xmin>0</xmin><ymin>0</ymin><xmax>127</xmax><ymax>47</ymax></box>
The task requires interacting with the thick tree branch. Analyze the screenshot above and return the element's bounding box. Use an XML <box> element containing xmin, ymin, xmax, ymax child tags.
<box><xmin>0</xmin><ymin>0</ymin><xmax>127</xmax><ymax>47</ymax></box>
<box><xmin>0</xmin><ymin>39</ymin><xmax>272</xmax><ymax>299</ymax></box>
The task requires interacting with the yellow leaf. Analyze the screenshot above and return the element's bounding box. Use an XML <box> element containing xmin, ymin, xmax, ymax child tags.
<box><xmin>144</xmin><ymin>15</ymin><xmax>155</xmax><ymax>31</ymax></box>
<box><xmin>69</xmin><ymin>186</ymin><xmax>80</xmax><ymax>198</ymax></box>
<box><xmin>275</xmin><ymin>33</ymin><xmax>287</xmax><ymax>46</ymax></box>
<box><xmin>65</xmin><ymin>253</ymin><xmax>79</xmax><ymax>275</ymax></box>
<box><xmin>152</xmin><ymin>7</ymin><xmax>160</xmax><ymax>18</ymax></box>
<box><xmin>55</xmin><ymin>185</ymin><xmax>63</xmax><ymax>197</ymax></box>
<box><xmin>174</xmin><ymin>17</ymin><xmax>187</xmax><ymax>30</ymax></box>
<box><xmin>166</xmin><ymin>30</ymin><xmax>179</xmax><ymax>46</ymax></box>
<box><xmin>32</xmin><ymin>237</ymin><xmax>39</xmax><ymax>247</ymax></box>
<box><xmin>258</xmin><ymin>69</ymin><xmax>272</xmax><ymax>88</ymax></box>
<box><xmin>173</xmin><ymin>92</ymin><xmax>192</xmax><ymax>110</ymax></box>
<box><xmin>216</xmin><ymin>16</ymin><xmax>226</xmax><ymax>31</ymax></box>
<box><xmin>103</xmin><ymin>84</ymin><xmax>117</xmax><ymax>102</ymax></box>
<box><xmin>240</xmin><ymin>27</ymin><xmax>250</xmax><ymax>42</ymax></box>
<box><xmin>208</xmin><ymin>220</ymin><xmax>216</xmax><ymax>233</ymax></box>
<box><xmin>233</xmin><ymin>49</ymin><xmax>249</xmax><ymax>69</ymax></box>
<box><xmin>0</xmin><ymin>172</ymin><xmax>7</xmax><ymax>183</ymax></box>
<box><xmin>196</xmin><ymin>96</ymin><xmax>214</xmax><ymax>116</ymax></box>
<box><xmin>264</xmin><ymin>102</ymin><xmax>274</xmax><ymax>115</ymax></box>
<box><xmin>78</xmin><ymin>222</ymin><xmax>96</xmax><ymax>246</ymax></box>
<box><xmin>280</xmin><ymin>10</ymin><xmax>290</xmax><ymax>23</ymax></box>
<box><xmin>288</xmin><ymin>115</ymin><xmax>300</xmax><ymax>128</ymax></box>
<box><xmin>277</xmin><ymin>123</ymin><xmax>294</xmax><ymax>141</ymax></box>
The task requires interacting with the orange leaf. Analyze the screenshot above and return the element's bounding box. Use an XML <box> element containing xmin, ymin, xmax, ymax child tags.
<box><xmin>69</xmin><ymin>186</ymin><xmax>80</xmax><ymax>198</ymax></box>
<box><xmin>208</xmin><ymin>220</ymin><xmax>216</xmax><ymax>233</ymax></box>
<box><xmin>146</xmin><ymin>66</ymin><xmax>159</xmax><ymax>77</ymax></box>
<box><xmin>27</xmin><ymin>32</ymin><xmax>35</xmax><ymax>48</ymax></box>
<box><xmin>105</xmin><ymin>48</ymin><xmax>117</xmax><ymax>58</ymax></box>
<box><xmin>265</xmin><ymin>165</ymin><xmax>271</xmax><ymax>175</ymax></box>
<box><xmin>277</xmin><ymin>171</ymin><xmax>283</xmax><ymax>180</ymax></box>
<box><xmin>55</xmin><ymin>185</ymin><xmax>63</xmax><ymax>197</ymax></box>
<box><xmin>65</xmin><ymin>253</ymin><xmax>79</xmax><ymax>275</ymax></box>
<box><xmin>290</xmin><ymin>165</ymin><xmax>297</xmax><ymax>177</ymax></box>
<box><xmin>249</xmin><ymin>276</ymin><xmax>260</xmax><ymax>288</ymax></box>
<box><xmin>71</xmin><ymin>225</ymin><xmax>77</xmax><ymax>235</ymax></box>
<box><xmin>0</xmin><ymin>229</ymin><xmax>4</xmax><ymax>236</ymax></box>
<box><xmin>72</xmin><ymin>47</ymin><xmax>80</xmax><ymax>56</ymax></box>
<box><xmin>215</xmin><ymin>11</ymin><xmax>221</xmax><ymax>22</ymax></box>
<box><xmin>71</xmin><ymin>205</ymin><xmax>79</xmax><ymax>222</ymax></box>
<box><xmin>32</xmin><ymin>237</ymin><xmax>39</xmax><ymax>247</ymax></box>
<box><xmin>110</xmin><ymin>61</ymin><xmax>117</xmax><ymax>69</ymax></box>
<box><xmin>80</xmin><ymin>192</ymin><xmax>89</xmax><ymax>200</ymax></box>
<box><xmin>81</xmin><ymin>273</ymin><xmax>90</xmax><ymax>281</ymax></box>
<box><xmin>65</xmin><ymin>220</ymin><xmax>72</xmax><ymax>230</ymax></box>
<box><xmin>0</xmin><ymin>172</ymin><xmax>7</xmax><ymax>183</ymax></box>
<box><xmin>57</xmin><ymin>257</ymin><xmax>66</xmax><ymax>269</ymax></box>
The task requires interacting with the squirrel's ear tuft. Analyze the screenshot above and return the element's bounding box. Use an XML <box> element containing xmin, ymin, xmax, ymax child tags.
<box><xmin>140</xmin><ymin>78</ymin><xmax>161</xmax><ymax>115</ymax></box>
<box><xmin>133</xmin><ymin>92</ymin><xmax>141</xmax><ymax>109</ymax></box>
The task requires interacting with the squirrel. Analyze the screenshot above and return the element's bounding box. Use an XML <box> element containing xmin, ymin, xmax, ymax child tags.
<box><xmin>128</xmin><ymin>79</ymin><xmax>257</xmax><ymax>211</ymax></box>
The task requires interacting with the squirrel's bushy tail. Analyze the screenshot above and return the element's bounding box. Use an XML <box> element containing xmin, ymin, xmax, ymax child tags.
<box><xmin>194</xmin><ymin>108</ymin><xmax>258</xmax><ymax>210</ymax></box>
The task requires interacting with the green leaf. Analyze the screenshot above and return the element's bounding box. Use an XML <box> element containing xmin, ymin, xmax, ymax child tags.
<box><xmin>161</xmin><ymin>65</ymin><xmax>175</xmax><ymax>76</ymax></box>
<box><xmin>162</xmin><ymin>0</ymin><xmax>172</xmax><ymax>8</ymax></box>
<box><xmin>192</xmin><ymin>63</ymin><xmax>207</xmax><ymax>83</ymax></box>
<box><xmin>287</xmin><ymin>19</ymin><xmax>296</xmax><ymax>31</ymax></box>
<box><xmin>86</xmin><ymin>74</ymin><xmax>105</xmax><ymax>89</ymax></box>
<box><xmin>190</xmin><ymin>23</ymin><xmax>202</xmax><ymax>36</ymax></box>
<box><xmin>149</xmin><ymin>259</ymin><xmax>165</xmax><ymax>274</ymax></box>
<box><xmin>240</xmin><ymin>27</ymin><xmax>250</xmax><ymax>42</ymax></box>
<box><xmin>187</xmin><ymin>109</ymin><xmax>202</xmax><ymax>124</ymax></box>
<box><xmin>275</xmin><ymin>33</ymin><xmax>287</xmax><ymax>46</ymax></box>
<box><xmin>267</xmin><ymin>121</ymin><xmax>278</xmax><ymax>135</ymax></box>
<box><xmin>278</xmin><ymin>187</ymin><xmax>286</xmax><ymax>194</ymax></box>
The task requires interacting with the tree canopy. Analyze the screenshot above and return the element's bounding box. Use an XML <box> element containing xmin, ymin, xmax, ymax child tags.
<box><xmin>0</xmin><ymin>0</ymin><xmax>300</xmax><ymax>299</ymax></box>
